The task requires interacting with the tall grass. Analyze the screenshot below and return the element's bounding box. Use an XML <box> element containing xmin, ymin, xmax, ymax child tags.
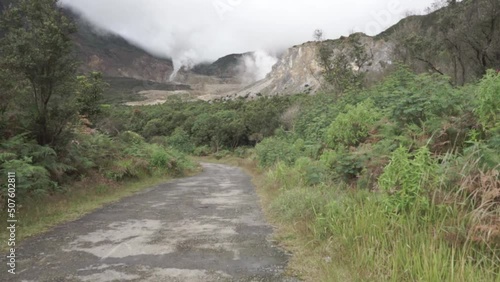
<box><xmin>262</xmin><ymin>160</ymin><xmax>500</xmax><ymax>282</ymax></box>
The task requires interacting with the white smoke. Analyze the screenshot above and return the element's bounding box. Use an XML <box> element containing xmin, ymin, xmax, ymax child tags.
<box><xmin>244</xmin><ymin>51</ymin><xmax>278</xmax><ymax>80</ymax></box>
<box><xmin>169</xmin><ymin>50</ymin><xmax>198</xmax><ymax>81</ymax></box>
<box><xmin>239</xmin><ymin>51</ymin><xmax>278</xmax><ymax>83</ymax></box>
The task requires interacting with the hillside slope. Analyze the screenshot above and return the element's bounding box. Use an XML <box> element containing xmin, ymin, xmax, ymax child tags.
<box><xmin>191</xmin><ymin>53</ymin><xmax>251</xmax><ymax>79</ymax></box>
<box><xmin>0</xmin><ymin>1</ymin><xmax>176</xmax><ymax>84</ymax></box>
<box><xmin>379</xmin><ymin>0</ymin><xmax>500</xmax><ymax>85</ymax></box>
<box><xmin>69</xmin><ymin>12</ymin><xmax>175</xmax><ymax>84</ymax></box>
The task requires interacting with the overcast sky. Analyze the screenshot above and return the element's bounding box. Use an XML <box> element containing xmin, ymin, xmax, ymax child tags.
<box><xmin>60</xmin><ymin>0</ymin><xmax>435</xmax><ymax>68</ymax></box>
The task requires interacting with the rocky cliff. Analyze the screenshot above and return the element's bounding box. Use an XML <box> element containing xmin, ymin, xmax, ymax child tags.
<box><xmin>227</xmin><ymin>0</ymin><xmax>499</xmax><ymax>99</ymax></box>
<box><xmin>232</xmin><ymin>33</ymin><xmax>395</xmax><ymax>99</ymax></box>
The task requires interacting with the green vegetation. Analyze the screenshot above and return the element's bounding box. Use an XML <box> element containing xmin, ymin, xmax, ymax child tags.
<box><xmin>319</xmin><ymin>34</ymin><xmax>369</xmax><ymax>92</ymax></box>
<box><xmin>252</xmin><ymin>68</ymin><xmax>500</xmax><ymax>281</ymax></box>
<box><xmin>0</xmin><ymin>1</ymin><xmax>498</xmax><ymax>281</ymax></box>
<box><xmin>103</xmin><ymin>95</ymin><xmax>294</xmax><ymax>151</ymax></box>
<box><xmin>325</xmin><ymin>99</ymin><xmax>381</xmax><ymax>147</ymax></box>
<box><xmin>388</xmin><ymin>0</ymin><xmax>500</xmax><ymax>85</ymax></box>
<box><xmin>99</xmin><ymin>64</ymin><xmax>499</xmax><ymax>281</ymax></box>
<box><xmin>0</xmin><ymin>0</ymin><xmax>193</xmax><ymax>241</ymax></box>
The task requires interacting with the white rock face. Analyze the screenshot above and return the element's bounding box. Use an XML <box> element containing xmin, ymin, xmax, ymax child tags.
<box><xmin>234</xmin><ymin>42</ymin><xmax>323</xmax><ymax>99</ymax></box>
<box><xmin>234</xmin><ymin>33</ymin><xmax>395</xmax><ymax>99</ymax></box>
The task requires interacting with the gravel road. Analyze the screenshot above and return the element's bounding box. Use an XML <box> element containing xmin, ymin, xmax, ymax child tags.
<box><xmin>1</xmin><ymin>163</ymin><xmax>298</xmax><ymax>282</ymax></box>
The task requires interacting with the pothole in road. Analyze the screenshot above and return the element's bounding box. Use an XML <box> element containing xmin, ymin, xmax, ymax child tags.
<box><xmin>64</xmin><ymin>219</ymin><xmax>238</xmax><ymax>259</ymax></box>
<box><xmin>64</xmin><ymin>219</ymin><xmax>174</xmax><ymax>258</ymax></box>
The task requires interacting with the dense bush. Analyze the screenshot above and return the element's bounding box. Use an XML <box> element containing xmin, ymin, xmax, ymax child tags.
<box><xmin>255</xmin><ymin>137</ymin><xmax>300</xmax><ymax>167</ymax></box>
<box><xmin>294</xmin><ymin>157</ymin><xmax>328</xmax><ymax>186</ymax></box>
<box><xmin>118</xmin><ymin>131</ymin><xmax>146</xmax><ymax>145</ymax></box>
<box><xmin>191</xmin><ymin>110</ymin><xmax>245</xmax><ymax>151</ymax></box>
<box><xmin>165</xmin><ymin>128</ymin><xmax>195</xmax><ymax>153</ymax></box>
<box><xmin>0</xmin><ymin>130</ymin><xmax>193</xmax><ymax>201</ymax></box>
<box><xmin>373</xmin><ymin>67</ymin><xmax>464</xmax><ymax>126</ymax></box>
<box><xmin>378</xmin><ymin>146</ymin><xmax>439</xmax><ymax>215</ymax></box>
<box><xmin>0</xmin><ymin>135</ymin><xmax>70</xmax><ymax>198</ymax></box>
<box><xmin>476</xmin><ymin>70</ymin><xmax>500</xmax><ymax>132</ymax></box>
<box><xmin>254</xmin><ymin>68</ymin><xmax>500</xmax><ymax>281</ymax></box>
<box><xmin>102</xmin><ymin>96</ymin><xmax>295</xmax><ymax>152</ymax></box>
<box><xmin>320</xmin><ymin>146</ymin><xmax>364</xmax><ymax>181</ymax></box>
<box><xmin>193</xmin><ymin>145</ymin><xmax>212</xmax><ymax>157</ymax></box>
<box><xmin>294</xmin><ymin>93</ymin><xmax>339</xmax><ymax>142</ymax></box>
<box><xmin>325</xmin><ymin>99</ymin><xmax>381</xmax><ymax>148</ymax></box>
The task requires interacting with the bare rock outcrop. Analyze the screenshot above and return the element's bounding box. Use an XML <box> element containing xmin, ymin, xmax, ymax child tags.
<box><xmin>234</xmin><ymin>34</ymin><xmax>395</xmax><ymax>99</ymax></box>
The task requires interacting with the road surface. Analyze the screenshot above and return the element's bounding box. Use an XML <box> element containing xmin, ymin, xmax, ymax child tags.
<box><xmin>2</xmin><ymin>163</ymin><xmax>297</xmax><ymax>282</ymax></box>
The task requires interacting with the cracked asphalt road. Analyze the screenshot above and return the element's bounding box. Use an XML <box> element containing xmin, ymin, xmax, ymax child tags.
<box><xmin>2</xmin><ymin>163</ymin><xmax>298</xmax><ymax>282</ymax></box>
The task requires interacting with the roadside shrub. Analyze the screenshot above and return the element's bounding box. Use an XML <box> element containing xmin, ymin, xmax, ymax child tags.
<box><xmin>142</xmin><ymin>118</ymin><xmax>168</xmax><ymax>139</ymax></box>
<box><xmin>294</xmin><ymin>94</ymin><xmax>340</xmax><ymax>142</ymax></box>
<box><xmin>105</xmin><ymin>157</ymin><xmax>150</xmax><ymax>181</ymax></box>
<box><xmin>166</xmin><ymin>128</ymin><xmax>194</xmax><ymax>153</ymax></box>
<box><xmin>378</xmin><ymin>146</ymin><xmax>439</xmax><ymax>215</ymax></box>
<box><xmin>118</xmin><ymin>131</ymin><xmax>145</xmax><ymax>145</ymax></box>
<box><xmin>147</xmin><ymin>144</ymin><xmax>191</xmax><ymax>175</ymax></box>
<box><xmin>149</xmin><ymin>136</ymin><xmax>168</xmax><ymax>147</ymax></box>
<box><xmin>214</xmin><ymin>150</ymin><xmax>231</xmax><ymax>160</ymax></box>
<box><xmin>68</xmin><ymin>133</ymin><xmax>121</xmax><ymax>172</ymax></box>
<box><xmin>123</xmin><ymin>143</ymin><xmax>149</xmax><ymax>159</ymax></box>
<box><xmin>256</xmin><ymin>137</ymin><xmax>299</xmax><ymax>167</ymax></box>
<box><xmin>191</xmin><ymin>111</ymin><xmax>245</xmax><ymax>151</ymax></box>
<box><xmin>320</xmin><ymin>146</ymin><xmax>364</xmax><ymax>181</ymax></box>
<box><xmin>0</xmin><ymin>135</ymin><xmax>69</xmax><ymax>198</ymax></box>
<box><xmin>193</xmin><ymin>145</ymin><xmax>211</xmax><ymax>157</ymax></box>
<box><xmin>476</xmin><ymin>69</ymin><xmax>500</xmax><ymax>132</ymax></box>
<box><xmin>294</xmin><ymin>157</ymin><xmax>328</xmax><ymax>186</ymax></box>
<box><xmin>0</xmin><ymin>158</ymin><xmax>56</xmax><ymax>198</ymax></box>
<box><xmin>149</xmin><ymin>146</ymin><xmax>170</xmax><ymax>169</ymax></box>
<box><xmin>376</xmin><ymin>70</ymin><xmax>463</xmax><ymax>127</ymax></box>
<box><xmin>325</xmin><ymin>99</ymin><xmax>381</xmax><ymax>148</ymax></box>
<box><xmin>105</xmin><ymin>144</ymin><xmax>191</xmax><ymax>180</ymax></box>
<box><xmin>164</xmin><ymin>148</ymin><xmax>193</xmax><ymax>175</ymax></box>
<box><xmin>234</xmin><ymin>146</ymin><xmax>251</xmax><ymax>158</ymax></box>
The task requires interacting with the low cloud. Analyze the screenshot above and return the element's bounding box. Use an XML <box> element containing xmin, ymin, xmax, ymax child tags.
<box><xmin>60</xmin><ymin>0</ymin><xmax>435</xmax><ymax>74</ymax></box>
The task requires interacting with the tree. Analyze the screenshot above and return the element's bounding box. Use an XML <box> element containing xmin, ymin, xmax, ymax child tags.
<box><xmin>0</xmin><ymin>67</ymin><xmax>26</xmax><ymax>140</ymax></box>
<box><xmin>76</xmin><ymin>72</ymin><xmax>107</xmax><ymax>120</ymax></box>
<box><xmin>437</xmin><ymin>0</ymin><xmax>500</xmax><ymax>82</ymax></box>
<box><xmin>313</xmin><ymin>29</ymin><xmax>324</xmax><ymax>41</ymax></box>
<box><xmin>0</xmin><ymin>0</ymin><xmax>78</xmax><ymax>145</ymax></box>
<box><xmin>191</xmin><ymin>111</ymin><xmax>245</xmax><ymax>152</ymax></box>
<box><xmin>399</xmin><ymin>0</ymin><xmax>500</xmax><ymax>85</ymax></box>
<box><xmin>318</xmin><ymin>35</ymin><xmax>369</xmax><ymax>93</ymax></box>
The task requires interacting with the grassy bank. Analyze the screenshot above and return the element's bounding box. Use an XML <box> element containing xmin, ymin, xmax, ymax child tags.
<box><xmin>255</xmin><ymin>162</ymin><xmax>499</xmax><ymax>282</ymax></box>
<box><xmin>201</xmin><ymin>154</ymin><xmax>499</xmax><ymax>281</ymax></box>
